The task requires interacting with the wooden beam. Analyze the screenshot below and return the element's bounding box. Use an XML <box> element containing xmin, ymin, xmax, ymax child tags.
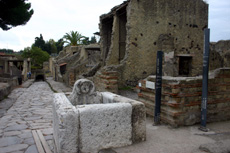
<box><xmin>32</xmin><ymin>130</ymin><xmax>45</xmax><ymax>153</ymax></box>
<box><xmin>37</xmin><ymin>130</ymin><xmax>52</xmax><ymax>153</ymax></box>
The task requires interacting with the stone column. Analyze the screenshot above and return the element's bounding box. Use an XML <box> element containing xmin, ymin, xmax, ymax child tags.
<box><xmin>4</xmin><ymin>60</ymin><xmax>8</xmax><ymax>73</ymax></box>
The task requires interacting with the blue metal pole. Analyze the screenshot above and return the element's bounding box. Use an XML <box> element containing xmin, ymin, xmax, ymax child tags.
<box><xmin>154</xmin><ymin>51</ymin><xmax>163</xmax><ymax>125</ymax></box>
<box><xmin>199</xmin><ymin>28</ymin><xmax>210</xmax><ymax>132</ymax></box>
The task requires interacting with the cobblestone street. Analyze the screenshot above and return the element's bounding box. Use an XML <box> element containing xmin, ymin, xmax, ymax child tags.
<box><xmin>0</xmin><ymin>81</ymin><xmax>55</xmax><ymax>153</ymax></box>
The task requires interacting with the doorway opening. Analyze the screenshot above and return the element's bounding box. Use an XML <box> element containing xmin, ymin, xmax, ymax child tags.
<box><xmin>35</xmin><ymin>74</ymin><xmax>45</xmax><ymax>81</ymax></box>
<box><xmin>101</xmin><ymin>17</ymin><xmax>114</xmax><ymax>64</ymax></box>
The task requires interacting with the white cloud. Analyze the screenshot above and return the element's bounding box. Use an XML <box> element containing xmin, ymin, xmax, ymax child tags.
<box><xmin>208</xmin><ymin>0</ymin><xmax>230</xmax><ymax>41</ymax></box>
<box><xmin>0</xmin><ymin>0</ymin><xmax>230</xmax><ymax>51</ymax></box>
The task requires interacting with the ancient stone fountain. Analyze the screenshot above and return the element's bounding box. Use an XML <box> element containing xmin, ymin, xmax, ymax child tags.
<box><xmin>53</xmin><ymin>79</ymin><xmax>146</xmax><ymax>153</ymax></box>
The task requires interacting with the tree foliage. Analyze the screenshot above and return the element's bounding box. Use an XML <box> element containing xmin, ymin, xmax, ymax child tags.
<box><xmin>63</xmin><ymin>31</ymin><xmax>85</xmax><ymax>46</ymax></box>
<box><xmin>33</xmin><ymin>34</ymin><xmax>63</xmax><ymax>55</ymax></box>
<box><xmin>82</xmin><ymin>36</ymin><xmax>97</xmax><ymax>45</ymax></box>
<box><xmin>22</xmin><ymin>46</ymin><xmax>49</xmax><ymax>67</ymax></box>
<box><xmin>49</xmin><ymin>39</ymin><xmax>57</xmax><ymax>54</ymax></box>
<box><xmin>33</xmin><ymin>34</ymin><xmax>46</xmax><ymax>51</ymax></box>
<box><xmin>56</xmin><ymin>39</ymin><xmax>64</xmax><ymax>54</ymax></box>
<box><xmin>0</xmin><ymin>49</ymin><xmax>14</xmax><ymax>54</ymax></box>
<box><xmin>90</xmin><ymin>36</ymin><xmax>97</xmax><ymax>44</ymax></box>
<box><xmin>0</xmin><ymin>0</ymin><xmax>34</xmax><ymax>30</ymax></box>
<box><xmin>82</xmin><ymin>37</ymin><xmax>90</xmax><ymax>45</ymax></box>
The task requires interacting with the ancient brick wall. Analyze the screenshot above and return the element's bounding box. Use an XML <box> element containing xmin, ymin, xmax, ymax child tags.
<box><xmin>100</xmin><ymin>0</ymin><xmax>208</xmax><ymax>88</ymax></box>
<box><xmin>138</xmin><ymin>68</ymin><xmax>230</xmax><ymax>127</ymax></box>
<box><xmin>93</xmin><ymin>68</ymin><xmax>118</xmax><ymax>94</ymax></box>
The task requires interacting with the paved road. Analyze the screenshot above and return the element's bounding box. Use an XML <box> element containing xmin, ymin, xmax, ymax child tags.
<box><xmin>0</xmin><ymin>81</ymin><xmax>54</xmax><ymax>153</ymax></box>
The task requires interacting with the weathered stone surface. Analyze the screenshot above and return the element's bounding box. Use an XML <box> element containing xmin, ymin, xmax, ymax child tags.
<box><xmin>25</xmin><ymin>145</ymin><xmax>38</xmax><ymax>153</ymax></box>
<box><xmin>78</xmin><ymin>103</ymin><xmax>132</xmax><ymax>153</ymax></box>
<box><xmin>68</xmin><ymin>79</ymin><xmax>102</xmax><ymax>105</ymax></box>
<box><xmin>0</xmin><ymin>83</ymin><xmax>11</xmax><ymax>101</ymax></box>
<box><xmin>23</xmin><ymin>137</ymin><xmax>35</xmax><ymax>145</ymax></box>
<box><xmin>0</xmin><ymin>136</ymin><xmax>22</xmax><ymax>147</ymax></box>
<box><xmin>53</xmin><ymin>80</ymin><xmax>146</xmax><ymax>152</ymax></box>
<box><xmin>4</xmin><ymin>131</ymin><xmax>22</xmax><ymax>136</ymax></box>
<box><xmin>44</xmin><ymin>135</ymin><xmax>53</xmax><ymax>141</ymax></box>
<box><xmin>102</xmin><ymin>92</ymin><xmax>146</xmax><ymax>143</ymax></box>
<box><xmin>53</xmin><ymin>93</ymin><xmax>79</xmax><ymax>153</ymax></box>
<box><xmin>41</xmin><ymin>128</ymin><xmax>53</xmax><ymax>135</ymax></box>
<box><xmin>5</xmin><ymin>124</ymin><xmax>28</xmax><ymax>131</ymax></box>
<box><xmin>0</xmin><ymin>144</ymin><xmax>28</xmax><ymax>153</ymax></box>
<box><xmin>18</xmin><ymin>131</ymin><xmax>32</xmax><ymax>139</ymax></box>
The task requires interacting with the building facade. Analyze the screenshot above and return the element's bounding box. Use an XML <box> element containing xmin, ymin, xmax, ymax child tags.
<box><xmin>98</xmin><ymin>0</ymin><xmax>208</xmax><ymax>89</ymax></box>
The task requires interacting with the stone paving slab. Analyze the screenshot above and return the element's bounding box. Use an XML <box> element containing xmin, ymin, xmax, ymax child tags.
<box><xmin>0</xmin><ymin>79</ymin><xmax>32</xmax><ymax>118</ymax></box>
<box><xmin>46</xmin><ymin>77</ymin><xmax>72</xmax><ymax>93</ymax></box>
<box><xmin>0</xmin><ymin>81</ymin><xmax>54</xmax><ymax>153</ymax></box>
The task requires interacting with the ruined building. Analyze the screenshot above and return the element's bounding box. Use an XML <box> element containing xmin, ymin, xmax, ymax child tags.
<box><xmin>51</xmin><ymin>0</ymin><xmax>208</xmax><ymax>92</ymax></box>
<box><xmin>92</xmin><ymin>0</ymin><xmax>209</xmax><ymax>94</ymax></box>
<box><xmin>93</xmin><ymin>0</ymin><xmax>230</xmax><ymax>126</ymax></box>
<box><xmin>0</xmin><ymin>53</ymin><xmax>31</xmax><ymax>84</ymax></box>
<box><xmin>49</xmin><ymin>0</ymin><xmax>230</xmax><ymax>127</ymax></box>
<box><xmin>209</xmin><ymin>40</ymin><xmax>230</xmax><ymax>70</ymax></box>
<box><xmin>51</xmin><ymin>44</ymin><xmax>101</xmax><ymax>86</ymax></box>
<box><xmin>94</xmin><ymin>0</ymin><xmax>208</xmax><ymax>92</ymax></box>
<box><xmin>0</xmin><ymin>53</ymin><xmax>31</xmax><ymax>100</ymax></box>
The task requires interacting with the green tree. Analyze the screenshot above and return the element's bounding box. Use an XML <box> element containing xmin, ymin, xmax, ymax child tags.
<box><xmin>33</xmin><ymin>34</ymin><xmax>52</xmax><ymax>55</ymax></box>
<box><xmin>90</xmin><ymin>36</ymin><xmax>97</xmax><ymax>44</ymax></box>
<box><xmin>56</xmin><ymin>39</ymin><xmax>64</xmax><ymax>53</ymax></box>
<box><xmin>0</xmin><ymin>49</ymin><xmax>14</xmax><ymax>54</ymax></box>
<box><xmin>63</xmin><ymin>31</ymin><xmax>85</xmax><ymax>46</ymax></box>
<box><xmin>0</xmin><ymin>0</ymin><xmax>34</xmax><ymax>30</ymax></box>
<box><xmin>49</xmin><ymin>39</ymin><xmax>57</xmax><ymax>54</ymax></box>
<box><xmin>81</xmin><ymin>36</ymin><xmax>97</xmax><ymax>45</ymax></box>
<box><xmin>82</xmin><ymin>37</ymin><xmax>90</xmax><ymax>45</ymax></box>
<box><xmin>33</xmin><ymin>34</ymin><xmax>64</xmax><ymax>55</ymax></box>
<box><xmin>22</xmin><ymin>46</ymin><xmax>49</xmax><ymax>68</ymax></box>
<box><xmin>33</xmin><ymin>34</ymin><xmax>46</xmax><ymax>51</ymax></box>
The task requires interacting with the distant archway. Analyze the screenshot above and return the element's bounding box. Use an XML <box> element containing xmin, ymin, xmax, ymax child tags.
<box><xmin>35</xmin><ymin>74</ymin><xmax>45</xmax><ymax>81</ymax></box>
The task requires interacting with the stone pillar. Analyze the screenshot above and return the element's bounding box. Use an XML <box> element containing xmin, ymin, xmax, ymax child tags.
<box><xmin>4</xmin><ymin>60</ymin><xmax>8</xmax><ymax>73</ymax></box>
<box><xmin>22</xmin><ymin>59</ymin><xmax>28</xmax><ymax>80</ymax></box>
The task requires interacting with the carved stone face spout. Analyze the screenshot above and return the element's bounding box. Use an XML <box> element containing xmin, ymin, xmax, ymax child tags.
<box><xmin>79</xmin><ymin>82</ymin><xmax>91</xmax><ymax>94</ymax></box>
<box><xmin>68</xmin><ymin>79</ymin><xmax>102</xmax><ymax>106</ymax></box>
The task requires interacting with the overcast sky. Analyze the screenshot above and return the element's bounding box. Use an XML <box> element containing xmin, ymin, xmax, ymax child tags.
<box><xmin>0</xmin><ymin>0</ymin><xmax>229</xmax><ymax>51</ymax></box>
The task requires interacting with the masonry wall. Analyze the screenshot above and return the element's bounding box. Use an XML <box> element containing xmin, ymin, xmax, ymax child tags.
<box><xmin>209</xmin><ymin>40</ymin><xmax>230</xmax><ymax>69</ymax></box>
<box><xmin>138</xmin><ymin>68</ymin><xmax>230</xmax><ymax>127</ymax></box>
<box><xmin>100</xmin><ymin>0</ymin><xmax>208</xmax><ymax>88</ymax></box>
<box><xmin>93</xmin><ymin>66</ymin><xmax>119</xmax><ymax>93</ymax></box>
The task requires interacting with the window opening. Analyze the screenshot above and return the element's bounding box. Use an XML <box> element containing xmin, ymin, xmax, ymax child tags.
<box><xmin>179</xmin><ymin>56</ymin><xmax>192</xmax><ymax>76</ymax></box>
